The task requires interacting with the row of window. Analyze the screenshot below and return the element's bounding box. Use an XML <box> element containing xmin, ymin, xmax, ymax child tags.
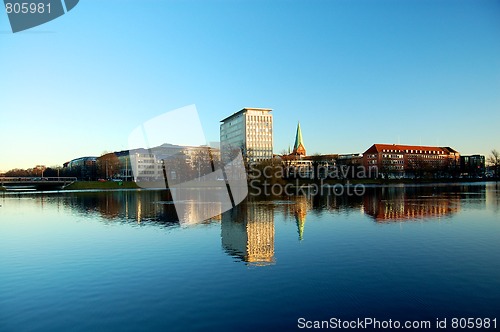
<box><xmin>247</xmin><ymin>145</ymin><xmax>273</xmax><ymax>150</ymax></box>
<box><xmin>408</xmin><ymin>155</ymin><xmax>445</xmax><ymax>160</ymax></box>
<box><xmin>247</xmin><ymin>138</ymin><xmax>272</xmax><ymax>143</ymax></box>
<box><xmin>223</xmin><ymin>115</ymin><xmax>243</xmax><ymax>127</ymax></box>
<box><xmin>220</xmin><ymin>130</ymin><xmax>243</xmax><ymax>138</ymax></box>
<box><xmin>383</xmin><ymin>160</ymin><xmax>404</xmax><ymax>165</ymax></box>
<box><xmin>139</xmin><ymin>171</ymin><xmax>157</xmax><ymax>175</ymax></box>
<box><xmin>382</xmin><ymin>149</ymin><xmax>445</xmax><ymax>155</ymax></box>
<box><xmin>247</xmin><ymin>115</ymin><xmax>272</xmax><ymax>123</ymax></box>
<box><xmin>138</xmin><ymin>165</ymin><xmax>156</xmax><ymax>169</ymax></box>
<box><xmin>383</xmin><ymin>165</ymin><xmax>404</xmax><ymax>170</ymax></box>
<box><xmin>247</xmin><ymin>127</ymin><xmax>272</xmax><ymax>132</ymax></box>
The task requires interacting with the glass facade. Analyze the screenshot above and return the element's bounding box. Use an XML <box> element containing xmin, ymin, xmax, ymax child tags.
<box><xmin>220</xmin><ymin>108</ymin><xmax>273</xmax><ymax>162</ymax></box>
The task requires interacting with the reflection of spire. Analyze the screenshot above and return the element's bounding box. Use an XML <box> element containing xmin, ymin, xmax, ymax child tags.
<box><xmin>295</xmin><ymin>208</ymin><xmax>306</xmax><ymax>241</ymax></box>
<box><xmin>293</xmin><ymin>196</ymin><xmax>309</xmax><ymax>241</ymax></box>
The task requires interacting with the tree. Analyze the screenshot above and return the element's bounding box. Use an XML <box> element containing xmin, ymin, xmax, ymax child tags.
<box><xmin>247</xmin><ymin>158</ymin><xmax>286</xmax><ymax>190</ymax></box>
<box><xmin>279</xmin><ymin>149</ymin><xmax>289</xmax><ymax>156</ymax></box>
<box><xmin>33</xmin><ymin>165</ymin><xmax>46</xmax><ymax>177</ymax></box>
<box><xmin>4</xmin><ymin>168</ymin><xmax>31</xmax><ymax>177</ymax></box>
<box><xmin>191</xmin><ymin>147</ymin><xmax>215</xmax><ymax>179</ymax></box>
<box><xmin>487</xmin><ymin>149</ymin><xmax>500</xmax><ymax>179</ymax></box>
<box><xmin>97</xmin><ymin>153</ymin><xmax>121</xmax><ymax>179</ymax></box>
<box><xmin>164</xmin><ymin>152</ymin><xmax>193</xmax><ymax>184</ymax></box>
<box><xmin>43</xmin><ymin>167</ymin><xmax>58</xmax><ymax>177</ymax></box>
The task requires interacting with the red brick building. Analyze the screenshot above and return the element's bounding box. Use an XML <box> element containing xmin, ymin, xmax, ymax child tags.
<box><xmin>363</xmin><ymin>144</ymin><xmax>460</xmax><ymax>178</ymax></box>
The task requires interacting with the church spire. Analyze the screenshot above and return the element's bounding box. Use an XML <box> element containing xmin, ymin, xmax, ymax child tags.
<box><xmin>292</xmin><ymin>122</ymin><xmax>306</xmax><ymax>156</ymax></box>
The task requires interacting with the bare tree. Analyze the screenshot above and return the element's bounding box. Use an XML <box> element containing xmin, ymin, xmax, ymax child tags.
<box><xmin>163</xmin><ymin>151</ymin><xmax>192</xmax><ymax>185</ymax></box>
<box><xmin>4</xmin><ymin>168</ymin><xmax>31</xmax><ymax>177</ymax></box>
<box><xmin>189</xmin><ymin>147</ymin><xmax>217</xmax><ymax>181</ymax></box>
<box><xmin>97</xmin><ymin>153</ymin><xmax>121</xmax><ymax>179</ymax></box>
<box><xmin>487</xmin><ymin>149</ymin><xmax>500</xmax><ymax>179</ymax></box>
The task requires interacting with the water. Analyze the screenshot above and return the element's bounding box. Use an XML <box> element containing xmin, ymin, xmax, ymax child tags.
<box><xmin>1</xmin><ymin>183</ymin><xmax>499</xmax><ymax>331</ymax></box>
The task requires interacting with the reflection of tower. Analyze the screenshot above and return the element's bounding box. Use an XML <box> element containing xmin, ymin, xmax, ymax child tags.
<box><xmin>294</xmin><ymin>196</ymin><xmax>309</xmax><ymax>241</ymax></box>
<box><xmin>221</xmin><ymin>203</ymin><xmax>275</xmax><ymax>265</ymax></box>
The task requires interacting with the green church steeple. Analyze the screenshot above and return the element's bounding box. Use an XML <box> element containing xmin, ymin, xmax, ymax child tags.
<box><xmin>292</xmin><ymin>122</ymin><xmax>306</xmax><ymax>156</ymax></box>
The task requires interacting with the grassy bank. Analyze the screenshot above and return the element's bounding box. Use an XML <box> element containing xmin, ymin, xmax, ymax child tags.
<box><xmin>64</xmin><ymin>181</ymin><xmax>140</xmax><ymax>190</ymax></box>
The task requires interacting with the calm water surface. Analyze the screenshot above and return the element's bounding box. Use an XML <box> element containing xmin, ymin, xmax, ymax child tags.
<box><xmin>1</xmin><ymin>183</ymin><xmax>499</xmax><ymax>331</ymax></box>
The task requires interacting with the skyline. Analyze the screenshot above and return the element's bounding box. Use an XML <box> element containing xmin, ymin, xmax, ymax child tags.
<box><xmin>1</xmin><ymin>0</ymin><xmax>499</xmax><ymax>172</ymax></box>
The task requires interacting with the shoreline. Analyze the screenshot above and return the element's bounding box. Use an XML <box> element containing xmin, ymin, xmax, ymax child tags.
<box><xmin>286</xmin><ymin>177</ymin><xmax>497</xmax><ymax>186</ymax></box>
<box><xmin>65</xmin><ymin>178</ymin><xmax>498</xmax><ymax>190</ymax></box>
<box><xmin>1</xmin><ymin>178</ymin><xmax>496</xmax><ymax>193</ymax></box>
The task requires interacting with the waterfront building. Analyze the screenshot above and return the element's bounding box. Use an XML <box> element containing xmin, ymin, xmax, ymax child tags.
<box><xmin>220</xmin><ymin>108</ymin><xmax>273</xmax><ymax>162</ymax></box>
<box><xmin>460</xmin><ymin>155</ymin><xmax>485</xmax><ymax>178</ymax></box>
<box><xmin>129</xmin><ymin>149</ymin><xmax>164</xmax><ymax>181</ymax></box>
<box><xmin>281</xmin><ymin>123</ymin><xmax>343</xmax><ymax>179</ymax></box>
<box><xmin>336</xmin><ymin>153</ymin><xmax>363</xmax><ymax>166</ymax></box>
<box><xmin>363</xmin><ymin>144</ymin><xmax>460</xmax><ymax>178</ymax></box>
<box><xmin>126</xmin><ymin>144</ymin><xmax>221</xmax><ymax>183</ymax></box>
<box><xmin>281</xmin><ymin>122</ymin><xmax>313</xmax><ymax>177</ymax></box>
<box><xmin>114</xmin><ymin>150</ymin><xmax>133</xmax><ymax>181</ymax></box>
<box><xmin>65</xmin><ymin>143</ymin><xmax>222</xmax><ymax>184</ymax></box>
<box><xmin>64</xmin><ymin>157</ymin><xmax>98</xmax><ymax>180</ymax></box>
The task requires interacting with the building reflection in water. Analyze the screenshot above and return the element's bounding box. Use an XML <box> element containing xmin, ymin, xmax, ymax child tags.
<box><xmin>166</xmin><ymin>189</ymin><xmax>224</xmax><ymax>225</ymax></box>
<box><xmin>486</xmin><ymin>183</ymin><xmax>500</xmax><ymax>213</ymax></box>
<box><xmin>62</xmin><ymin>190</ymin><xmax>222</xmax><ymax>227</ymax></box>
<box><xmin>221</xmin><ymin>202</ymin><xmax>275</xmax><ymax>266</ymax></box>
<box><xmin>282</xmin><ymin>193</ymin><xmax>364</xmax><ymax>240</ymax></box>
<box><xmin>361</xmin><ymin>185</ymin><xmax>479</xmax><ymax>222</ymax></box>
<box><xmin>56</xmin><ymin>183</ymin><xmax>490</xmax><ymax>238</ymax></box>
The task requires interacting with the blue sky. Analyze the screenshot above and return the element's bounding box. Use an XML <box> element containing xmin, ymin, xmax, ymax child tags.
<box><xmin>1</xmin><ymin>0</ymin><xmax>499</xmax><ymax>171</ymax></box>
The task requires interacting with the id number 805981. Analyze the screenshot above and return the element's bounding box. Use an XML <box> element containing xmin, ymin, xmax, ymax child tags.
<box><xmin>451</xmin><ymin>318</ymin><xmax>496</xmax><ymax>329</ymax></box>
<box><xmin>5</xmin><ymin>2</ymin><xmax>51</xmax><ymax>14</ymax></box>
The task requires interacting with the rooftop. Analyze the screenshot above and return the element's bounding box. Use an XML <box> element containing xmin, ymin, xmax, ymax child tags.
<box><xmin>220</xmin><ymin>108</ymin><xmax>272</xmax><ymax>123</ymax></box>
<box><xmin>364</xmin><ymin>143</ymin><xmax>458</xmax><ymax>154</ymax></box>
